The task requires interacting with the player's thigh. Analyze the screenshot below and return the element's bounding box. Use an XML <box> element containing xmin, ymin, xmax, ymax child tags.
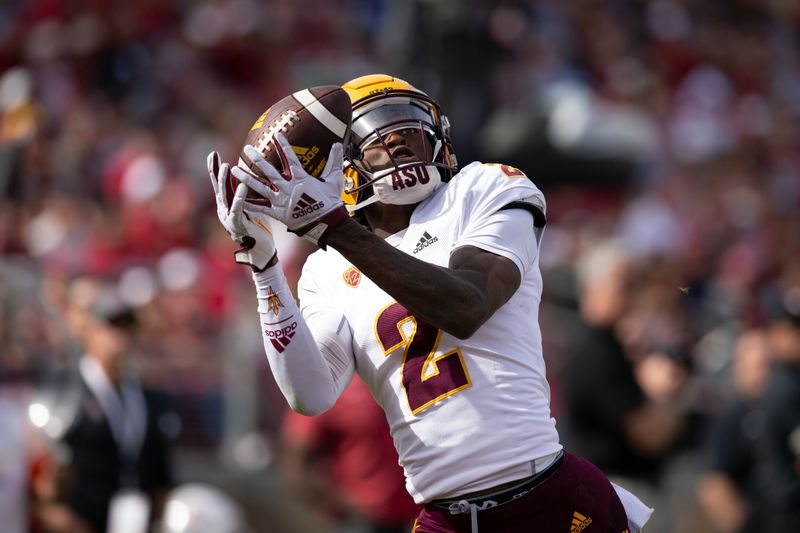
<box><xmin>554</xmin><ymin>453</ymin><xmax>630</xmax><ymax>533</ymax></box>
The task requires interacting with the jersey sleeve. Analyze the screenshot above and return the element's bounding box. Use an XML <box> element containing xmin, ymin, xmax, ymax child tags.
<box><xmin>297</xmin><ymin>259</ymin><xmax>357</xmax><ymax>386</ymax></box>
<box><xmin>250</xmin><ymin>260</ymin><xmax>355</xmax><ymax>416</ymax></box>
<box><xmin>456</xmin><ymin>209</ymin><xmax>539</xmax><ymax>277</ymax></box>
<box><xmin>452</xmin><ymin>163</ymin><xmax>547</xmax><ymax>274</ymax></box>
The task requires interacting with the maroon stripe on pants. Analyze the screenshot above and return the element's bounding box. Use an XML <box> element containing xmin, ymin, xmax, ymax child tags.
<box><xmin>413</xmin><ymin>452</ymin><xmax>629</xmax><ymax>533</ymax></box>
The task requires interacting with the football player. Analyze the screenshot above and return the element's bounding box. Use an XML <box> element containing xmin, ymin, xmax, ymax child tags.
<box><xmin>208</xmin><ymin>74</ymin><xmax>652</xmax><ymax>532</ymax></box>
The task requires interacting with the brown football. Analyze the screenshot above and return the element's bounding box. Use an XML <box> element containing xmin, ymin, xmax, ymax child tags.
<box><xmin>227</xmin><ymin>85</ymin><xmax>352</xmax><ymax>205</ymax></box>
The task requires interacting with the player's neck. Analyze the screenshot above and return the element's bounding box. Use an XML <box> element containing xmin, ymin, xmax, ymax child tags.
<box><xmin>364</xmin><ymin>202</ymin><xmax>417</xmax><ymax>238</ymax></box>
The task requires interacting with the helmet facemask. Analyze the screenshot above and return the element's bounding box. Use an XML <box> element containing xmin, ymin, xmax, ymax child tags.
<box><xmin>343</xmin><ymin>91</ymin><xmax>457</xmax><ymax>211</ymax></box>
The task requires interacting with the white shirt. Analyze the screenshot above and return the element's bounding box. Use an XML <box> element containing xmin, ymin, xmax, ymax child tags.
<box><xmin>79</xmin><ymin>356</ymin><xmax>147</xmax><ymax>465</ymax></box>
<box><xmin>298</xmin><ymin>162</ymin><xmax>561</xmax><ymax>503</ymax></box>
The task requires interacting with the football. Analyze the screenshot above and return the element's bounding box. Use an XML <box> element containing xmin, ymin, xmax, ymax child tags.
<box><xmin>228</xmin><ymin>85</ymin><xmax>352</xmax><ymax>204</ymax></box>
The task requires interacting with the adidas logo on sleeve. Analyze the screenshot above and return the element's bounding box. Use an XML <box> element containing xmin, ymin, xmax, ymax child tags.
<box><xmin>264</xmin><ymin>321</ymin><xmax>297</xmax><ymax>353</ymax></box>
<box><xmin>292</xmin><ymin>193</ymin><xmax>325</xmax><ymax>218</ymax></box>
<box><xmin>413</xmin><ymin>231</ymin><xmax>438</xmax><ymax>254</ymax></box>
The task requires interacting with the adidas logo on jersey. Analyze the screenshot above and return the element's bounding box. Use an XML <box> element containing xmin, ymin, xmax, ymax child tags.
<box><xmin>265</xmin><ymin>321</ymin><xmax>297</xmax><ymax>353</ymax></box>
<box><xmin>570</xmin><ymin>511</ymin><xmax>593</xmax><ymax>533</ymax></box>
<box><xmin>292</xmin><ymin>193</ymin><xmax>324</xmax><ymax>218</ymax></box>
<box><xmin>413</xmin><ymin>231</ymin><xmax>438</xmax><ymax>254</ymax></box>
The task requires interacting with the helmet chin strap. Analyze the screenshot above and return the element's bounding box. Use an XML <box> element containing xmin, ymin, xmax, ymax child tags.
<box><xmin>346</xmin><ymin>166</ymin><xmax>395</xmax><ymax>212</ymax></box>
<box><xmin>346</xmin><ymin>193</ymin><xmax>381</xmax><ymax>212</ymax></box>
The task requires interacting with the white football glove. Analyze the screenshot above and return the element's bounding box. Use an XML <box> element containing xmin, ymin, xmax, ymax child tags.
<box><xmin>208</xmin><ymin>151</ymin><xmax>277</xmax><ymax>271</ymax></box>
<box><xmin>230</xmin><ymin>134</ymin><xmax>348</xmax><ymax>249</ymax></box>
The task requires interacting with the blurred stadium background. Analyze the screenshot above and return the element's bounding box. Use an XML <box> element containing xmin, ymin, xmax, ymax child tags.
<box><xmin>1</xmin><ymin>1</ymin><xmax>799</xmax><ymax>532</ymax></box>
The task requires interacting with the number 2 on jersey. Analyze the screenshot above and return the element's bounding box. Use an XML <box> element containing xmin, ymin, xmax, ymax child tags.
<box><xmin>375</xmin><ymin>302</ymin><xmax>472</xmax><ymax>414</ymax></box>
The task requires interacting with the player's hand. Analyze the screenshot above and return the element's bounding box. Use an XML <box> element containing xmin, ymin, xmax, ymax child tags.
<box><xmin>208</xmin><ymin>151</ymin><xmax>277</xmax><ymax>271</ymax></box>
<box><xmin>231</xmin><ymin>134</ymin><xmax>348</xmax><ymax>248</ymax></box>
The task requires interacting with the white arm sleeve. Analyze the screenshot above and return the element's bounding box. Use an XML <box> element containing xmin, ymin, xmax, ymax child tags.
<box><xmin>251</xmin><ymin>267</ymin><xmax>354</xmax><ymax>416</ymax></box>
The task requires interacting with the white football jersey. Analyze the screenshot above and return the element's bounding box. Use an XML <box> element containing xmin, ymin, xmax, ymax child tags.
<box><xmin>298</xmin><ymin>162</ymin><xmax>562</xmax><ymax>503</ymax></box>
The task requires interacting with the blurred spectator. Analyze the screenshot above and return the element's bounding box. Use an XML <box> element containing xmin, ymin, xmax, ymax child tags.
<box><xmin>697</xmin><ymin>328</ymin><xmax>772</xmax><ymax>533</ymax></box>
<box><xmin>758</xmin><ymin>292</ymin><xmax>800</xmax><ymax>529</ymax></box>
<box><xmin>698</xmin><ymin>293</ymin><xmax>800</xmax><ymax>533</ymax></box>
<box><xmin>555</xmin><ymin>240</ymin><xmax>689</xmax><ymax>531</ymax></box>
<box><xmin>31</xmin><ymin>277</ymin><xmax>175</xmax><ymax>533</ymax></box>
<box><xmin>280</xmin><ymin>376</ymin><xmax>420</xmax><ymax>533</ymax></box>
<box><xmin>0</xmin><ymin>261</ymin><xmax>73</xmax><ymax>533</ymax></box>
<box><xmin>558</xmin><ymin>240</ymin><xmax>687</xmax><ymax>475</ymax></box>
<box><xmin>0</xmin><ymin>380</ymin><xmax>49</xmax><ymax>533</ymax></box>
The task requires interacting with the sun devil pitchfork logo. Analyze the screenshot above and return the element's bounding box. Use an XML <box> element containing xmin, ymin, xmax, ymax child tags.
<box><xmin>266</xmin><ymin>286</ymin><xmax>284</xmax><ymax>316</ymax></box>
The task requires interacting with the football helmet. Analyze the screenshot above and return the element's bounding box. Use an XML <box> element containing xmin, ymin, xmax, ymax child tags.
<box><xmin>341</xmin><ymin>74</ymin><xmax>457</xmax><ymax>210</ymax></box>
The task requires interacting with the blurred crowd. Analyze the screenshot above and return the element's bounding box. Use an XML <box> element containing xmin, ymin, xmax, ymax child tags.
<box><xmin>1</xmin><ymin>1</ymin><xmax>799</xmax><ymax>532</ymax></box>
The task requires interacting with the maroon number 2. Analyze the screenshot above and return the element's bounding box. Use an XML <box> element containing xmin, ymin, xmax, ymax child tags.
<box><xmin>375</xmin><ymin>302</ymin><xmax>471</xmax><ymax>414</ymax></box>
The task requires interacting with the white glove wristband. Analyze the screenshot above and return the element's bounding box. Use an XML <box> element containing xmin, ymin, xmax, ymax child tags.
<box><xmin>234</xmin><ymin>236</ymin><xmax>278</xmax><ymax>272</ymax></box>
<box><xmin>292</xmin><ymin>205</ymin><xmax>348</xmax><ymax>248</ymax></box>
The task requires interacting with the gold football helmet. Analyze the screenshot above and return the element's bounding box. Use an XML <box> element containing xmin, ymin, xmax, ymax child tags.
<box><xmin>341</xmin><ymin>74</ymin><xmax>457</xmax><ymax>209</ymax></box>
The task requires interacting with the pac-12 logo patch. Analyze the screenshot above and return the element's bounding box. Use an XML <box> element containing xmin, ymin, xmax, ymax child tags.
<box><xmin>343</xmin><ymin>266</ymin><xmax>361</xmax><ymax>288</ymax></box>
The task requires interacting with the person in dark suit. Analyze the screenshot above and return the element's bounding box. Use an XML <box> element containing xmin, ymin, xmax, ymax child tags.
<box><xmin>33</xmin><ymin>278</ymin><xmax>175</xmax><ymax>533</ymax></box>
<box><xmin>758</xmin><ymin>297</ymin><xmax>800</xmax><ymax>530</ymax></box>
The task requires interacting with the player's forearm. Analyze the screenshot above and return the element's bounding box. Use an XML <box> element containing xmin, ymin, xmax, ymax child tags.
<box><xmin>326</xmin><ymin>218</ymin><xmax>492</xmax><ymax>338</ymax></box>
<box><xmin>251</xmin><ymin>267</ymin><xmax>340</xmax><ymax>415</ymax></box>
